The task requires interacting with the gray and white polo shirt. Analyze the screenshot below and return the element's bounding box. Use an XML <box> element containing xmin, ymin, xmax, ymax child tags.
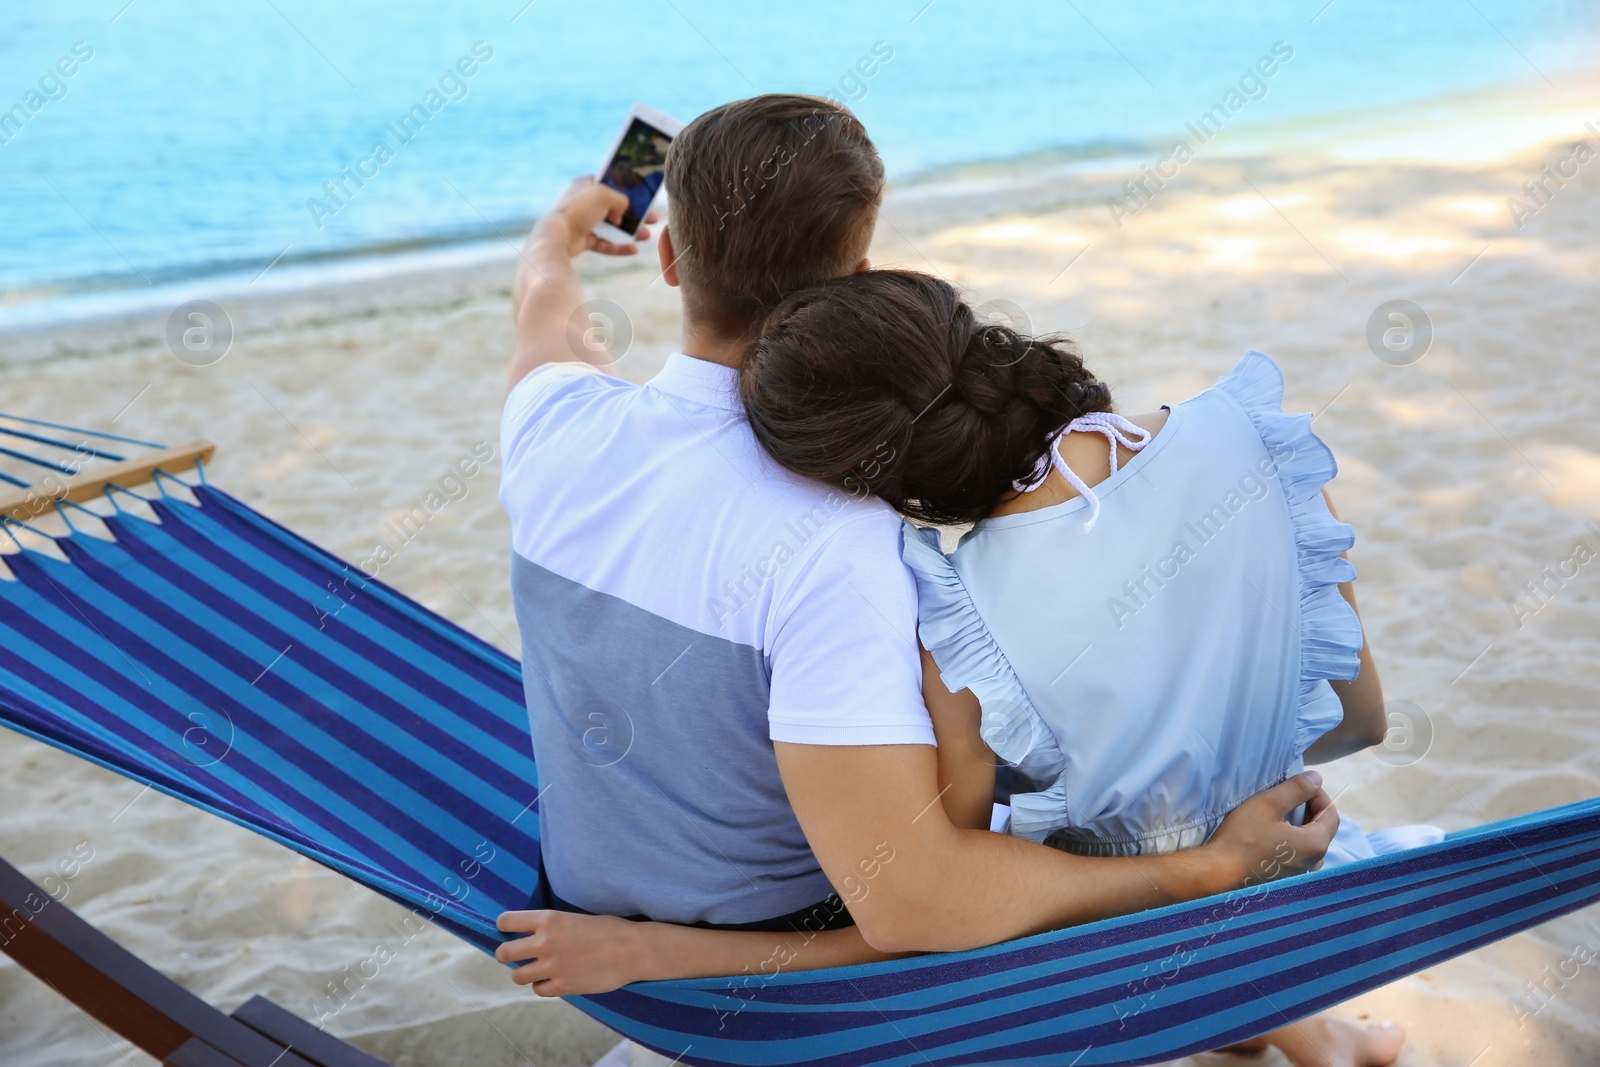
<box><xmin>499</xmin><ymin>353</ymin><xmax>932</xmax><ymax>926</ymax></box>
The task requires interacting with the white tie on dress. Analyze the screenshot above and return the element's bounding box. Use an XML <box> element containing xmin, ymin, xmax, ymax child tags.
<box><xmin>1013</xmin><ymin>412</ymin><xmax>1152</xmax><ymax>532</ymax></box>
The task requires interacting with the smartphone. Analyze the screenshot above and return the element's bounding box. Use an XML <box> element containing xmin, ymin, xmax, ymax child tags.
<box><xmin>593</xmin><ymin>103</ymin><xmax>685</xmax><ymax>245</ymax></box>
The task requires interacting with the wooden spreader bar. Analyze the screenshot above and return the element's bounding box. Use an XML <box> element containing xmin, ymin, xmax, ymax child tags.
<box><xmin>0</xmin><ymin>439</ymin><xmax>216</xmax><ymax>523</ymax></box>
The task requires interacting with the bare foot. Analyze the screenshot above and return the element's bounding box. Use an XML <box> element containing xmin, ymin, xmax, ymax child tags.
<box><xmin>1231</xmin><ymin>1017</ymin><xmax>1405</xmax><ymax>1067</ymax></box>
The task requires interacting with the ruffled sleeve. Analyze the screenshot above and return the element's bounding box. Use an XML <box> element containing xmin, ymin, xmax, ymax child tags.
<box><xmin>900</xmin><ymin>523</ymin><xmax>1070</xmax><ymax>842</ymax></box>
<box><xmin>1214</xmin><ymin>351</ymin><xmax>1365</xmax><ymax>756</ymax></box>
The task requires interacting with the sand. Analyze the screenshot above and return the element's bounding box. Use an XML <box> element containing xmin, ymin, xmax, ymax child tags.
<box><xmin>2</xmin><ymin>75</ymin><xmax>1599</xmax><ymax>1066</ymax></box>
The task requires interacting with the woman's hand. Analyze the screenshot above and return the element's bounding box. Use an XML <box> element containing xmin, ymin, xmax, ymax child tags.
<box><xmin>495</xmin><ymin>909</ymin><xmax>652</xmax><ymax>997</ymax></box>
<box><xmin>495</xmin><ymin>908</ymin><xmax>903</xmax><ymax>993</ymax></box>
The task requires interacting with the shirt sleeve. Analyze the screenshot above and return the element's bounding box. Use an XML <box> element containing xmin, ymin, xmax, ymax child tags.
<box><xmin>500</xmin><ymin>362</ymin><xmax>607</xmax><ymax>468</ymax></box>
<box><xmin>765</xmin><ymin>512</ymin><xmax>935</xmax><ymax>747</ymax></box>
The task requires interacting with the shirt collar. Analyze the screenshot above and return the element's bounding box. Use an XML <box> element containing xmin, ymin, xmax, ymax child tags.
<box><xmin>647</xmin><ymin>352</ymin><xmax>741</xmax><ymax>412</ymax></box>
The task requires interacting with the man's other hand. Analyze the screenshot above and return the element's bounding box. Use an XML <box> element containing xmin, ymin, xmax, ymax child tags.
<box><xmin>1205</xmin><ymin>771</ymin><xmax>1339</xmax><ymax>890</ymax></box>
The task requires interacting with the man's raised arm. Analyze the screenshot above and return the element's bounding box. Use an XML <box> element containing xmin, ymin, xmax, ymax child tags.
<box><xmin>776</xmin><ymin>742</ymin><xmax>1337</xmax><ymax>953</ymax></box>
<box><xmin>506</xmin><ymin>177</ymin><xmax>657</xmax><ymax>395</ymax></box>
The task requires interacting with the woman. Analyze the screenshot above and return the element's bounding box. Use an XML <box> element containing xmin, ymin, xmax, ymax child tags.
<box><xmin>739</xmin><ymin>270</ymin><xmax>1428</xmax><ymax>862</ymax></box>
<box><xmin>498</xmin><ymin>270</ymin><xmax>1428</xmax><ymax>1066</ymax></box>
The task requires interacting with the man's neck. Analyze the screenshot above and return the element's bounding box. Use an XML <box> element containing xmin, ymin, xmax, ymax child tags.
<box><xmin>680</xmin><ymin>324</ymin><xmax>749</xmax><ymax>370</ymax></box>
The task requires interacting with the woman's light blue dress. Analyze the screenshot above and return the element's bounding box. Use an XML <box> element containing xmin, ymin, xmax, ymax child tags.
<box><xmin>903</xmin><ymin>352</ymin><xmax>1438</xmax><ymax>865</ymax></box>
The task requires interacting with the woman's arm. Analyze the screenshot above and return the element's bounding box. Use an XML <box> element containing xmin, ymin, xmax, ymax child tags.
<box><xmin>495</xmin><ymin>910</ymin><xmax>907</xmax><ymax>997</ymax></box>
<box><xmin>1304</xmin><ymin>489</ymin><xmax>1387</xmax><ymax>763</ymax></box>
<box><xmin>921</xmin><ymin>645</ymin><xmax>998</xmax><ymax>830</ymax></box>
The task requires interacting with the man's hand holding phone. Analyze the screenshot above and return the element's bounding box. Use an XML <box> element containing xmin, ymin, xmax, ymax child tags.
<box><xmin>508</xmin><ymin>177</ymin><xmax>662</xmax><ymax>393</ymax></box>
<box><xmin>513</xmin><ymin>178</ymin><xmax>659</xmax><ymax>330</ymax></box>
<box><xmin>533</xmin><ymin>177</ymin><xmax>659</xmax><ymax>259</ymax></box>
<box><xmin>507</xmin><ymin>104</ymin><xmax>679</xmax><ymax>392</ymax></box>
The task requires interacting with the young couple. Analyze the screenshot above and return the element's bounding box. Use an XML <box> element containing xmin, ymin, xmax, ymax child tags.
<box><xmin>495</xmin><ymin>94</ymin><xmax>1422</xmax><ymax>1066</ymax></box>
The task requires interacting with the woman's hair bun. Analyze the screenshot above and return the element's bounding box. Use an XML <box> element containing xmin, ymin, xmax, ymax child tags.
<box><xmin>740</xmin><ymin>270</ymin><xmax>1112</xmax><ymax>525</ymax></box>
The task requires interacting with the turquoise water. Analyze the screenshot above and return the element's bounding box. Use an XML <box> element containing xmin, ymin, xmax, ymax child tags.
<box><xmin>1</xmin><ymin>0</ymin><xmax>1595</xmax><ymax>305</ymax></box>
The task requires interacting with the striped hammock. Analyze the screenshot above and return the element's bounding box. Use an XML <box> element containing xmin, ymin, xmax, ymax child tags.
<box><xmin>1</xmin><ymin>421</ymin><xmax>1597</xmax><ymax>1067</ymax></box>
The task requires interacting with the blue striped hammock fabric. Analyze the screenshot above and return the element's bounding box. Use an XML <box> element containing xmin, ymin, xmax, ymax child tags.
<box><xmin>1</xmin><ymin>476</ymin><xmax>1597</xmax><ymax>1067</ymax></box>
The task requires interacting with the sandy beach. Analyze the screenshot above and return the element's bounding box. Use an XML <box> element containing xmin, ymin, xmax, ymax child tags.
<box><xmin>2</xmin><ymin>75</ymin><xmax>1599</xmax><ymax>1066</ymax></box>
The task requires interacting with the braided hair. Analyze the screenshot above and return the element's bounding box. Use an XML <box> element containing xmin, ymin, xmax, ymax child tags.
<box><xmin>740</xmin><ymin>270</ymin><xmax>1111</xmax><ymax>525</ymax></box>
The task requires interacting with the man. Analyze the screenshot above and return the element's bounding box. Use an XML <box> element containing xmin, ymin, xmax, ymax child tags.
<box><xmin>495</xmin><ymin>94</ymin><xmax>1335</xmax><ymax>966</ymax></box>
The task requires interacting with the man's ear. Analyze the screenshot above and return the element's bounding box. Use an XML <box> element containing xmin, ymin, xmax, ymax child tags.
<box><xmin>658</xmin><ymin>226</ymin><xmax>682</xmax><ymax>288</ymax></box>
<box><xmin>853</xmin><ymin>257</ymin><xmax>871</xmax><ymax>274</ymax></box>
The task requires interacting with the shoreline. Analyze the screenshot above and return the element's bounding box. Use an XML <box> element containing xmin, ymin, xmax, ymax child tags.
<box><xmin>6</xmin><ymin>69</ymin><xmax>1595</xmax><ymax>351</ymax></box>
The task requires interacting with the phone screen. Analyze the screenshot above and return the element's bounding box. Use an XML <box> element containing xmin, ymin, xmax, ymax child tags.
<box><xmin>600</xmin><ymin>118</ymin><xmax>673</xmax><ymax>235</ymax></box>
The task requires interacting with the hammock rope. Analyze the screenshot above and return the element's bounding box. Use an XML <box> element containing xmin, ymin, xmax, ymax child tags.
<box><xmin>0</xmin><ymin>419</ymin><xmax>1596</xmax><ymax>1067</ymax></box>
<box><xmin>0</xmin><ymin>410</ymin><xmax>164</xmax><ymax>448</ymax></box>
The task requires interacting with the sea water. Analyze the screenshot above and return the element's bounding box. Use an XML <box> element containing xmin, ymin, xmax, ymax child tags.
<box><xmin>0</xmin><ymin>0</ymin><xmax>1595</xmax><ymax>321</ymax></box>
